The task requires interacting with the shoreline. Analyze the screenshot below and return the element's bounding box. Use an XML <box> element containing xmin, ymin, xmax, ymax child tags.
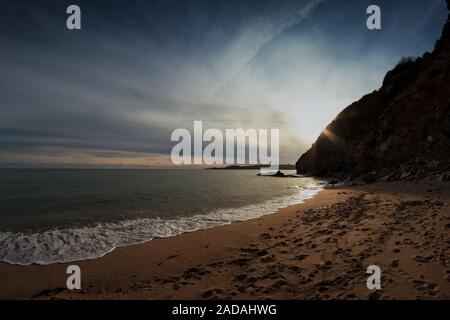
<box><xmin>0</xmin><ymin>181</ymin><xmax>449</xmax><ymax>299</ymax></box>
<box><xmin>0</xmin><ymin>179</ymin><xmax>324</xmax><ymax>267</ymax></box>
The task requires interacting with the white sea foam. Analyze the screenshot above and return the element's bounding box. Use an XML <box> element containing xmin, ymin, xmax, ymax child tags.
<box><xmin>0</xmin><ymin>183</ymin><xmax>323</xmax><ymax>266</ymax></box>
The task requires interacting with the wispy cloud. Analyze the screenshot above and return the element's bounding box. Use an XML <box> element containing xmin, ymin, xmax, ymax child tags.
<box><xmin>0</xmin><ymin>0</ymin><xmax>447</xmax><ymax>167</ymax></box>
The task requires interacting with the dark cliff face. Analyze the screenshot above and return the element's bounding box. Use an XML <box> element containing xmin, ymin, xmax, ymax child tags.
<box><xmin>296</xmin><ymin>0</ymin><xmax>450</xmax><ymax>182</ymax></box>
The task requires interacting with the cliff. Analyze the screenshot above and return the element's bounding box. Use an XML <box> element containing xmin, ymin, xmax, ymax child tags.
<box><xmin>296</xmin><ymin>0</ymin><xmax>450</xmax><ymax>182</ymax></box>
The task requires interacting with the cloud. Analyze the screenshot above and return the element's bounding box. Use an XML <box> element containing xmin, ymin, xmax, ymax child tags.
<box><xmin>0</xmin><ymin>0</ymin><xmax>447</xmax><ymax>167</ymax></box>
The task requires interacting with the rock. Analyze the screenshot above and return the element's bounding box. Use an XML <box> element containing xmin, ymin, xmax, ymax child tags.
<box><xmin>274</xmin><ymin>171</ymin><xmax>286</xmax><ymax>177</ymax></box>
<box><xmin>379</xmin><ymin>140</ymin><xmax>390</xmax><ymax>153</ymax></box>
<box><xmin>428</xmin><ymin>160</ymin><xmax>440</xmax><ymax>168</ymax></box>
<box><xmin>328</xmin><ymin>179</ymin><xmax>340</xmax><ymax>185</ymax></box>
<box><xmin>362</xmin><ymin>172</ymin><xmax>378</xmax><ymax>184</ymax></box>
<box><xmin>296</xmin><ymin>2</ymin><xmax>450</xmax><ymax>181</ymax></box>
<box><xmin>258</xmin><ymin>170</ymin><xmax>288</xmax><ymax>178</ymax></box>
<box><xmin>438</xmin><ymin>172</ymin><xmax>450</xmax><ymax>182</ymax></box>
<box><xmin>400</xmin><ymin>172</ymin><xmax>411</xmax><ymax>180</ymax></box>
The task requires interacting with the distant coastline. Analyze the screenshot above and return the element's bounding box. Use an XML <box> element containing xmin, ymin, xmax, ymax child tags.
<box><xmin>206</xmin><ymin>164</ymin><xmax>296</xmax><ymax>170</ymax></box>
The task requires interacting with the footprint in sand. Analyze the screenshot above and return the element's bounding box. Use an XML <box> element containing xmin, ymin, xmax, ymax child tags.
<box><xmin>413</xmin><ymin>255</ymin><xmax>434</xmax><ymax>263</ymax></box>
<box><xmin>261</xmin><ymin>255</ymin><xmax>276</xmax><ymax>263</ymax></box>
<box><xmin>230</xmin><ymin>257</ymin><xmax>251</xmax><ymax>267</ymax></box>
<box><xmin>202</xmin><ymin>288</ymin><xmax>225</xmax><ymax>299</ymax></box>
<box><xmin>391</xmin><ymin>260</ymin><xmax>400</xmax><ymax>268</ymax></box>
<box><xmin>368</xmin><ymin>291</ymin><xmax>382</xmax><ymax>300</ymax></box>
<box><xmin>182</xmin><ymin>267</ymin><xmax>211</xmax><ymax>280</ymax></box>
<box><xmin>32</xmin><ymin>287</ymin><xmax>66</xmax><ymax>298</ymax></box>
<box><xmin>259</xmin><ymin>233</ymin><xmax>272</xmax><ymax>240</ymax></box>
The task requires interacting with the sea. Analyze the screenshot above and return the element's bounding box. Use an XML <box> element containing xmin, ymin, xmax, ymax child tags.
<box><xmin>0</xmin><ymin>169</ymin><xmax>325</xmax><ymax>265</ymax></box>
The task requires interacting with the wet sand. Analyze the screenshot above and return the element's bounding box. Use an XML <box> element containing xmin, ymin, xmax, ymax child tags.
<box><xmin>0</xmin><ymin>181</ymin><xmax>449</xmax><ymax>300</ymax></box>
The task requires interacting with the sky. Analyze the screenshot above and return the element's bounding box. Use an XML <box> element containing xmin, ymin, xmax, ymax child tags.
<box><xmin>0</xmin><ymin>0</ymin><xmax>447</xmax><ymax>168</ymax></box>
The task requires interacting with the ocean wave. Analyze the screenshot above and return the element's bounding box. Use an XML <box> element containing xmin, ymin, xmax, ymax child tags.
<box><xmin>0</xmin><ymin>183</ymin><xmax>323</xmax><ymax>266</ymax></box>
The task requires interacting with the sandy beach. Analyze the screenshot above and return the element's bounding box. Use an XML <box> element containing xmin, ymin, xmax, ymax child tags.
<box><xmin>0</xmin><ymin>181</ymin><xmax>449</xmax><ymax>300</ymax></box>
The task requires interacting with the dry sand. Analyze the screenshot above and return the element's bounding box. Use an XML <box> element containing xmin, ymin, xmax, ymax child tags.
<box><xmin>0</xmin><ymin>181</ymin><xmax>449</xmax><ymax>300</ymax></box>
